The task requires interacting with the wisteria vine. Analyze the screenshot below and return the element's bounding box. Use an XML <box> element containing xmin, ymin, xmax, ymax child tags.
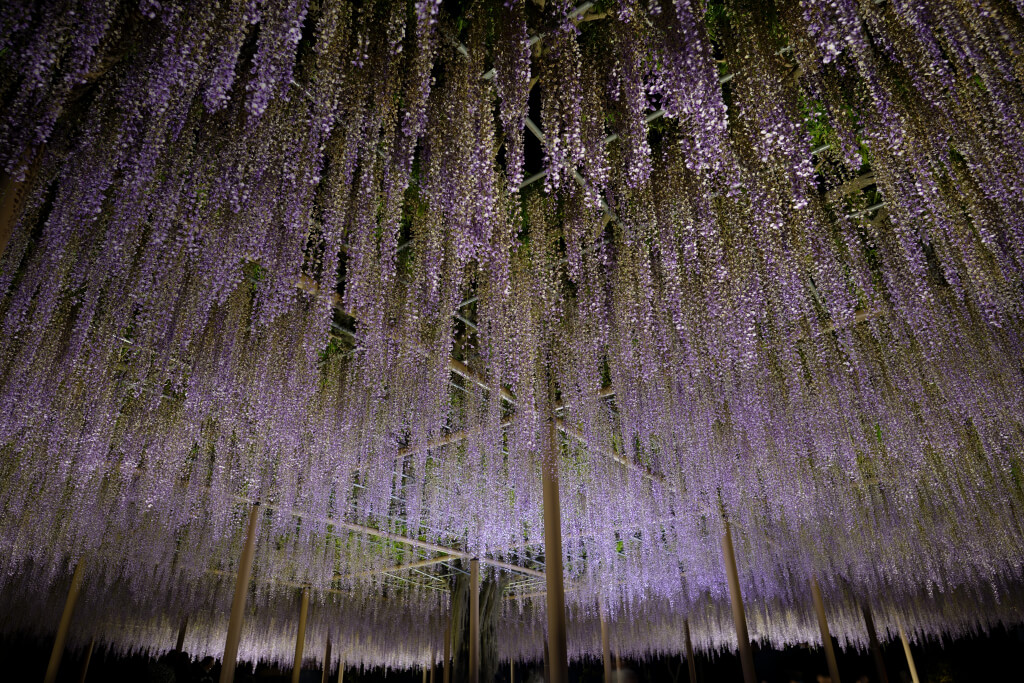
<box><xmin>1</xmin><ymin>0</ymin><xmax>1024</xmax><ymax>670</ymax></box>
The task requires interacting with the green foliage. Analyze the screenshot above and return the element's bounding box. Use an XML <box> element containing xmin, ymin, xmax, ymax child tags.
<box><xmin>704</xmin><ymin>1</ymin><xmax>732</xmax><ymax>45</ymax></box>
<box><xmin>799</xmin><ymin>95</ymin><xmax>831</xmax><ymax>150</ymax></box>
<box><xmin>318</xmin><ymin>336</ymin><xmax>349</xmax><ymax>363</ymax></box>
<box><xmin>242</xmin><ymin>259</ymin><xmax>268</xmax><ymax>283</ymax></box>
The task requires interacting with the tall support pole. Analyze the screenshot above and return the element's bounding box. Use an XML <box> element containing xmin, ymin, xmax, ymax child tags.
<box><xmin>510</xmin><ymin>659</ymin><xmax>514</xmax><ymax>683</ymax></box>
<box><xmin>895</xmin><ymin>617</ymin><xmax>920</xmax><ymax>683</ymax></box>
<box><xmin>810</xmin><ymin>578</ymin><xmax>841</xmax><ymax>683</ymax></box>
<box><xmin>430</xmin><ymin>652</ymin><xmax>436</xmax><ymax>683</ymax></box>
<box><xmin>220</xmin><ymin>503</ymin><xmax>261</xmax><ymax>683</ymax></box>
<box><xmin>337</xmin><ymin>660</ymin><xmax>344</xmax><ymax>683</ymax></box>
<box><xmin>77</xmin><ymin>637</ymin><xmax>95</xmax><ymax>683</ymax></box>
<box><xmin>321</xmin><ymin>635</ymin><xmax>332</xmax><ymax>683</ymax></box>
<box><xmin>600</xmin><ymin>610</ymin><xmax>612</xmax><ymax>683</ymax></box>
<box><xmin>720</xmin><ymin>520</ymin><xmax>757</xmax><ymax>683</ymax></box>
<box><xmin>175</xmin><ymin>617</ymin><xmax>189</xmax><ymax>654</ymax></box>
<box><xmin>469</xmin><ymin>558</ymin><xmax>480</xmax><ymax>683</ymax></box>
<box><xmin>442</xmin><ymin>616</ymin><xmax>451</xmax><ymax>683</ymax></box>
<box><xmin>423</xmin><ymin>666</ymin><xmax>428</xmax><ymax>683</ymax></box>
<box><xmin>862</xmin><ymin>606</ymin><xmax>889</xmax><ymax>683</ymax></box>
<box><xmin>292</xmin><ymin>587</ymin><xmax>311</xmax><ymax>683</ymax></box>
<box><xmin>684</xmin><ymin>619</ymin><xmax>697</xmax><ymax>683</ymax></box>
<box><xmin>543</xmin><ymin>419</ymin><xmax>569</xmax><ymax>683</ymax></box>
<box><xmin>45</xmin><ymin>561</ymin><xmax>86</xmax><ymax>683</ymax></box>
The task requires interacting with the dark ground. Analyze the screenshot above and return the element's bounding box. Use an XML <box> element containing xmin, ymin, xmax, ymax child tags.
<box><xmin>3</xmin><ymin>624</ymin><xmax>1022</xmax><ymax>682</ymax></box>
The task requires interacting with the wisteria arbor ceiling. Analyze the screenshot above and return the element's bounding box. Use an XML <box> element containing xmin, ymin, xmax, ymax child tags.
<box><xmin>2</xmin><ymin>0</ymin><xmax>1024</xmax><ymax>670</ymax></box>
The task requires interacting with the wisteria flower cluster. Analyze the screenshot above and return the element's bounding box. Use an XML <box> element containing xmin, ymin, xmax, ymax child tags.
<box><xmin>1</xmin><ymin>0</ymin><xmax>1024</xmax><ymax>670</ymax></box>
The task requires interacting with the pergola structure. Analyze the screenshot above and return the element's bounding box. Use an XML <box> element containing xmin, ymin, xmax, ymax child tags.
<box><xmin>2</xmin><ymin>1</ymin><xmax>1024</xmax><ymax>683</ymax></box>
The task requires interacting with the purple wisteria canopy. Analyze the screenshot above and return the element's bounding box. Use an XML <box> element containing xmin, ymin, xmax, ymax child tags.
<box><xmin>1</xmin><ymin>0</ymin><xmax>1024</xmax><ymax>673</ymax></box>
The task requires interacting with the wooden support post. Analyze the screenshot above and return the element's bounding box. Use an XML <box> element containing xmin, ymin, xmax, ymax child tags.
<box><xmin>423</xmin><ymin>666</ymin><xmax>428</xmax><ymax>683</ymax></box>
<box><xmin>77</xmin><ymin>637</ymin><xmax>95</xmax><ymax>683</ymax></box>
<box><xmin>430</xmin><ymin>652</ymin><xmax>436</xmax><ymax>683</ymax></box>
<box><xmin>292</xmin><ymin>587</ymin><xmax>310</xmax><ymax>683</ymax></box>
<box><xmin>721</xmin><ymin>520</ymin><xmax>757</xmax><ymax>683</ymax></box>
<box><xmin>469</xmin><ymin>558</ymin><xmax>480</xmax><ymax>683</ymax></box>
<box><xmin>509</xmin><ymin>659</ymin><xmax>514</xmax><ymax>683</ymax></box>
<box><xmin>810</xmin><ymin>578</ymin><xmax>841</xmax><ymax>683</ymax></box>
<box><xmin>862</xmin><ymin>606</ymin><xmax>888</xmax><ymax>683</ymax></box>
<box><xmin>442</xmin><ymin>616</ymin><xmax>451</xmax><ymax>683</ymax></box>
<box><xmin>337</xmin><ymin>660</ymin><xmax>344</xmax><ymax>683</ymax></box>
<box><xmin>321</xmin><ymin>635</ymin><xmax>331</xmax><ymax>683</ymax></box>
<box><xmin>45</xmin><ymin>561</ymin><xmax>85</xmax><ymax>683</ymax></box>
<box><xmin>896</xmin><ymin>617</ymin><xmax>920</xmax><ymax>683</ymax></box>
<box><xmin>684</xmin><ymin>619</ymin><xmax>697</xmax><ymax>683</ymax></box>
<box><xmin>175</xmin><ymin>617</ymin><xmax>188</xmax><ymax>654</ymax></box>
<box><xmin>600</xmin><ymin>611</ymin><xmax>612</xmax><ymax>683</ymax></box>
<box><xmin>543</xmin><ymin>420</ymin><xmax>569</xmax><ymax>683</ymax></box>
<box><xmin>220</xmin><ymin>503</ymin><xmax>261</xmax><ymax>683</ymax></box>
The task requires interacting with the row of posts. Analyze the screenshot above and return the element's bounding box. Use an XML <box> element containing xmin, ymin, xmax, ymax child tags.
<box><xmin>45</xmin><ymin>505</ymin><xmax>329</xmax><ymax>683</ymax></box>
<box><xmin>44</xmin><ymin>458</ymin><xmax>921</xmax><ymax>683</ymax></box>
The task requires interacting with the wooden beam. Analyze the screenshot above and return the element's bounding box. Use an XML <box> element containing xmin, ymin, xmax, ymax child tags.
<box><xmin>555</xmin><ymin>418</ymin><xmax>659</xmax><ymax>481</ymax></box>
<box><xmin>321</xmin><ymin>635</ymin><xmax>332</xmax><ymax>683</ymax></box>
<box><xmin>684</xmin><ymin>619</ymin><xmax>697</xmax><ymax>683</ymax></box>
<box><xmin>175</xmin><ymin>617</ymin><xmax>188</xmax><ymax>653</ymax></box>
<box><xmin>219</xmin><ymin>503</ymin><xmax>261</xmax><ymax>683</ymax></box>
<box><xmin>483</xmin><ymin>558</ymin><xmax>544</xmax><ymax>579</ymax></box>
<box><xmin>442</xmin><ymin>615</ymin><xmax>451</xmax><ymax>683</ymax></box>
<box><xmin>396</xmin><ymin>417</ymin><xmax>513</xmax><ymax>458</ymax></box>
<box><xmin>77</xmin><ymin>637</ymin><xmax>95</xmax><ymax>683</ymax></box>
<box><xmin>336</xmin><ymin>555</ymin><xmax>456</xmax><ymax>580</ymax></box>
<box><xmin>810</xmin><ymin>578</ymin><xmax>841</xmax><ymax>683</ymax></box>
<box><xmin>862</xmin><ymin>606</ymin><xmax>889</xmax><ymax>683</ymax></box>
<box><xmin>335</xmin><ymin>521</ymin><xmax>459</xmax><ymax>557</ymax></box>
<box><xmin>543</xmin><ymin>421</ymin><xmax>569</xmax><ymax>683</ymax></box>
<box><xmin>230</xmin><ymin>494</ymin><xmax>544</xmax><ymax>580</ymax></box>
<box><xmin>504</xmin><ymin>589</ymin><xmax>547</xmax><ymax>601</ymax></box>
<box><xmin>292</xmin><ymin>587</ymin><xmax>310</xmax><ymax>683</ymax></box>
<box><xmin>600</xmin><ymin>610</ymin><xmax>612</xmax><ymax>683</ymax></box>
<box><xmin>794</xmin><ymin>307</ymin><xmax>881</xmax><ymax>343</ymax></box>
<box><xmin>721</xmin><ymin>521</ymin><xmax>757</xmax><ymax>683</ymax></box>
<box><xmin>447</xmin><ymin>358</ymin><xmax>516</xmax><ymax>404</ymax></box>
<box><xmin>229</xmin><ymin>494</ymin><xmax>459</xmax><ymax>558</ymax></box>
<box><xmin>44</xmin><ymin>561</ymin><xmax>85</xmax><ymax>683</ymax></box>
<box><xmin>552</xmin><ymin>385</ymin><xmax>616</xmax><ymax>411</ymax></box>
<box><xmin>470</xmin><ymin>558</ymin><xmax>480</xmax><ymax>683</ymax></box>
<box><xmin>896</xmin><ymin>617</ymin><xmax>920</xmax><ymax>683</ymax></box>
